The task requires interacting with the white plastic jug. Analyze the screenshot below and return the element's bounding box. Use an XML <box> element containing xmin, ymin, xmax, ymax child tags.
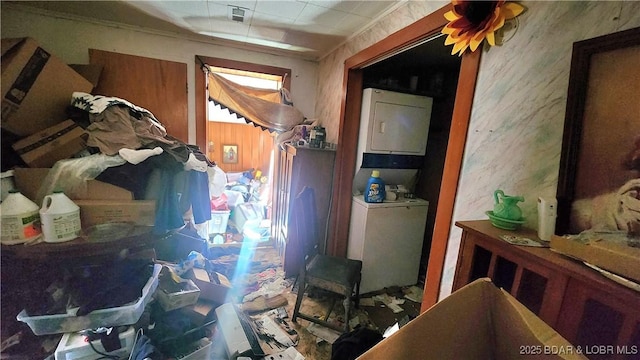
<box><xmin>40</xmin><ymin>191</ymin><xmax>81</xmax><ymax>243</ymax></box>
<box><xmin>1</xmin><ymin>190</ymin><xmax>42</xmax><ymax>245</ymax></box>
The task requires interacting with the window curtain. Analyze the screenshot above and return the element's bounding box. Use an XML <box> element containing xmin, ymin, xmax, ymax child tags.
<box><xmin>207</xmin><ymin>72</ymin><xmax>305</xmax><ymax>133</ymax></box>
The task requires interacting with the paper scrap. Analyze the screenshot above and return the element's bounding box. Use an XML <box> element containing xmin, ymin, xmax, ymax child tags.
<box><xmin>404</xmin><ymin>286</ymin><xmax>423</xmax><ymax>303</ymax></box>
<box><xmin>499</xmin><ymin>235</ymin><xmax>548</xmax><ymax>247</ymax></box>
<box><xmin>255</xmin><ymin>315</ymin><xmax>294</xmax><ymax>347</ymax></box>
<box><xmin>373</xmin><ymin>294</ymin><xmax>404</xmax><ymax>313</ymax></box>
<box><xmin>261</xmin><ymin>346</ymin><xmax>305</xmax><ymax>360</ymax></box>
<box><xmin>387</xmin><ymin>302</ymin><xmax>404</xmax><ymax>313</ymax></box>
<box><xmin>307</xmin><ymin>323</ymin><xmax>341</xmax><ymax>344</ymax></box>
<box><xmin>382</xmin><ymin>323</ymin><xmax>399</xmax><ymax>338</ymax></box>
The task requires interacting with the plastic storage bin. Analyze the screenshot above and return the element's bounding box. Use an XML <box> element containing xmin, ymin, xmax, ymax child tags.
<box><xmin>232</xmin><ymin>202</ymin><xmax>263</xmax><ymax>231</ymax></box>
<box><xmin>54</xmin><ymin>326</ymin><xmax>135</xmax><ymax>360</ymax></box>
<box><xmin>157</xmin><ymin>278</ymin><xmax>200</xmax><ymax>312</ymax></box>
<box><xmin>208</xmin><ymin>210</ymin><xmax>230</xmax><ymax>234</ymax></box>
<box><xmin>17</xmin><ymin>264</ymin><xmax>161</xmax><ymax>335</ymax></box>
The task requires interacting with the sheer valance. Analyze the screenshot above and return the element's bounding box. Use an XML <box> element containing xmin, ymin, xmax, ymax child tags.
<box><xmin>207</xmin><ymin>72</ymin><xmax>305</xmax><ymax>133</ymax></box>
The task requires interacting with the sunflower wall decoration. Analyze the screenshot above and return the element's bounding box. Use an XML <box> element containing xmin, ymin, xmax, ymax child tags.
<box><xmin>442</xmin><ymin>0</ymin><xmax>525</xmax><ymax>56</ymax></box>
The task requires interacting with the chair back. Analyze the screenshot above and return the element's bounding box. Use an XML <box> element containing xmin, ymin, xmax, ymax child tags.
<box><xmin>291</xmin><ymin>187</ymin><xmax>320</xmax><ymax>266</ymax></box>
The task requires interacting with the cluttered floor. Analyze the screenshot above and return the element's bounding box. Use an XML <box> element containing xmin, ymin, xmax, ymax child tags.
<box><xmin>206</xmin><ymin>244</ymin><xmax>424</xmax><ymax>360</ymax></box>
<box><xmin>0</xmin><ymin>240</ymin><xmax>423</xmax><ymax>360</ymax></box>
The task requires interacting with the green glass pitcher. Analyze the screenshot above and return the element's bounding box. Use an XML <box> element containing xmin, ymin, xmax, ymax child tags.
<box><xmin>493</xmin><ymin>189</ymin><xmax>524</xmax><ymax>220</ymax></box>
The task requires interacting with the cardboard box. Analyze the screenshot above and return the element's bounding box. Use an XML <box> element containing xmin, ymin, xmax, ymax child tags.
<box><xmin>179</xmin><ymin>299</ymin><xmax>217</xmax><ymax>326</ymax></box>
<box><xmin>13</xmin><ymin>168</ymin><xmax>133</xmax><ymax>202</ymax></box>
<box><xmin>1</xmin><ymin>38</ymin><xmax>93</xmax><ymax>136</ymax></box>
<box><xmin>358</xmin><ymin>278</ymin><xmax>586</xmax><ymax>360</ymax></box>
<box><xmin>69</xmin><ymin>64</ymin><xmax>103</xmax><ymax>88</ymax></box>
<box><xmin>157</xmin><ymin>266</ymin><xmax>200</xmax><ymax>312</ymax></box>
<box><xmin>186</xmin><ymin>268</ymin><xmax>231</xmax><ymax>304</ymax></box>
<box><xmin>11</xmin><ymin>119</ymin><xmax>87</xmax><ymax>168</ymax></box>
<box><xmin>550</xmin><ymin>234</ymin><xmax>640</xmax><ymax>283</ymax></box>
<box><xmin>74</xmin><ymin>200</ymin><xmax>156</xmax><ymax>228</ymax></box>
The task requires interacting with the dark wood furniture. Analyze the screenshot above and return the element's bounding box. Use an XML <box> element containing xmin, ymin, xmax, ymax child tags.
<box><xmin>271</xmin><ymin>144</ymin><xmax>336</xmax><ymax>278</ymax></box>
<box><xmin>454</xmin><ymin>220</ymin><xmax>640</xmax><ymax>359</ymax></box>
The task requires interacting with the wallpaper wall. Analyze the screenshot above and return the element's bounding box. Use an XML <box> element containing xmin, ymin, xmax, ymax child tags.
<box><xmin>316</xmin><ymin>1</ymin><xmax>640</xmax><ymax>299</ymax></box>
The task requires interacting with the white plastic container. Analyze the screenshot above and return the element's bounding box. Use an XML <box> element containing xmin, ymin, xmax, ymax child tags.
<box><xmin>40</xmin><ymin>191</ymin><xmax>81</xmax><ymax>243</ymax></box>
<box><xmin>1</xmin><ymin>190</ymin><xmax>42</xmax><ymax>245</ymax></box>
<box><xmin>54</xmin><ymin>326</ymin><xmax>136</xmax><ymax>360</ymax></box>
<box><xmin>1</xmin><ymin>170</ymin><xmax>16</xmax><ymax>202</ymax></box>
<box><xmin>209</xmin><ymin>209</ymin><xmax>230</xmax><ymax>234</ymax></box>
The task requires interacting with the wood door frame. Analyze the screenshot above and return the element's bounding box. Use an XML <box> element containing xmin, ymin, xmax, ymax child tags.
<box><xmin>326</xmin><ymin>4</ymin><xmax>481</xmax><ymax>310</ymax></box>
<box><xmin>195</xmin><ymin>56</ymin><xmax>292</xmax><ymax>152</ymax></box>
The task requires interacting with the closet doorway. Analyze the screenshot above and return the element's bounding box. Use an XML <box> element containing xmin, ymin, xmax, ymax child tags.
<box><xmin>327</xmin><ymin>4</ymin><xmax>481</xmax><ymax>309</ymax></box>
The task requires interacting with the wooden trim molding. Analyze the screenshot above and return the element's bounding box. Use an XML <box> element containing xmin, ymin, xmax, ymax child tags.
<box><xmin>327</xmin><ymin>3</ymin><xmax>481</xmax><ymax>311</ymax></box>
<box><xmin>422</xmin><ymin>49</ymin><xmax>481</xmax><ymax>310</ymax></box>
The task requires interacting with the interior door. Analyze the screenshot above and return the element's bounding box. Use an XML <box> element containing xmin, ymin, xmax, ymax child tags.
<box><xmin>89</xmin><ymin>50</ymin><xmax>188</xmax><ymax>142</ymax></box>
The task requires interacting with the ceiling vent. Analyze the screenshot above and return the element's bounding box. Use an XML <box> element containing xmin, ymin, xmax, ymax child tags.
<box><xmin>228</xmin><ymin>6</ymin><xmax>246</xmax><ymax>23</ymax></box>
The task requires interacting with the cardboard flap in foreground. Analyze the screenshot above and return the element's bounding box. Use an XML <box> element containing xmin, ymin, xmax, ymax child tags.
<box><xmin>357</xmin><ymin>278</ymin><xmax>586</xmax><ymax>360</ymax></box>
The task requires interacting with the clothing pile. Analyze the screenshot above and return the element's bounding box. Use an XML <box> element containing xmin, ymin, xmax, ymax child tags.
<box><xmin>43</xmin><ymin>92</ymin><xmax>217</xmax><ymax>234</ymax></box>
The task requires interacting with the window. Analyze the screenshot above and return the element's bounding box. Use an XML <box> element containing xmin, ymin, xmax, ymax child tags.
<box><xmin>207</xmin><ymin>66</ymin><xmax>283</xmax><ymax>124</ymax></box>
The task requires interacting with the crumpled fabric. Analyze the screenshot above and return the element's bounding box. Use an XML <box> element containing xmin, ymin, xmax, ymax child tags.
<box><xmin>130</xmin><ymin>334</ymin><xmax>163</xmax><ymax>360</ymax></box>
<box><xmin>571</xmin><ymin>178</ymin><xmax>640</xmax><ymax>232</ymax></box>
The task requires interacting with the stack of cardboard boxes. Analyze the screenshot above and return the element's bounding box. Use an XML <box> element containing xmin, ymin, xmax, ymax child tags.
<box><xmin>1</xmin><ymin>37</ymin><xmax>155</xmax><ymax>230</ymax></box>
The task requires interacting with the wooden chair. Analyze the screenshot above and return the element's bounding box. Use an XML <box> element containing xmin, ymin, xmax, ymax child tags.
<box><xmin>290</xmin><ymin>187</ymin><xmax>362</xmax><ymax>333</ymax></box>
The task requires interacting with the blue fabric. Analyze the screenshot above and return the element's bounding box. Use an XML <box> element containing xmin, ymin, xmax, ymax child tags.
<box><xmin>189</xmin><ymin>170</ymin><xmax>211</xmax><ymax>224</ymax></box>
<box><xmin>131</xmin><ymin>335</ymin><xmax>162</xmax><ymax>360</ymax></box>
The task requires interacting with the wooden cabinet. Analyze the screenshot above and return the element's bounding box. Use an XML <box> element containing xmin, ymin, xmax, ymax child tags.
<box><xmin>454</xmin><ymin>221</ymin><xmax>640</xmax><ymax>359</ymax></box>
<box><xmin>271</xmin><ymin>144</ymin><xmax>335</xmax><ymax>277</ymax></box>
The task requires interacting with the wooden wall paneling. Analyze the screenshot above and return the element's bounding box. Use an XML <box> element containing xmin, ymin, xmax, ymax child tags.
<box><xmin>89</xmin><ymin>49</ymin><xmax>188</xmax><ymax>143</ymax></box>
<box><xmin>207</xmin><ymin>122</ymin><xmax>274</xmax><ymax>174</ymax></box>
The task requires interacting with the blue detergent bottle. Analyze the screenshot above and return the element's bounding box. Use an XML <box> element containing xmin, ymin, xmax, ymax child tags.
<box><xmin>364</xmin><ymin>170</ymin><xmax>385</xmax><ymax>203</ymax></box>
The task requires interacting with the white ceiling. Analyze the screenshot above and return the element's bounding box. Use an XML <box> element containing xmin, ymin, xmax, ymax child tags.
<box><xmin>6</xmin><ymin>0</ymin><xmax>403</xmax><ymax>60</ymax></box>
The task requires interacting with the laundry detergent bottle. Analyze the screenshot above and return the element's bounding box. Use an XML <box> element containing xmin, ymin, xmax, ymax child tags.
<box><xmin>364</xmin><ymin>170</ymin><xmax>385</xmax><ymax>203</ymax></box>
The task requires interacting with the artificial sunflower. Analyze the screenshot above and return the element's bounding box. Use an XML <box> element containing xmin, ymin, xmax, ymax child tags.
<box><xmin>442</xmin><ymin>0</ymin><xmax>525</xmax><ymax>56</ymax></box>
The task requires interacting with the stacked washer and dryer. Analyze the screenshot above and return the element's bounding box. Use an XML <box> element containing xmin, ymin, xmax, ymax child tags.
<box><xmin>347</xmin><ymin>88</ymin><xmax>434</xmax><ymax>294</ymax></box>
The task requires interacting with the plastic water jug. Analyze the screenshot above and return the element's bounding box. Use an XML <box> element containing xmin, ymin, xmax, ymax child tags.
<box><xmin>1</xmin><ymin>190</ymin><xmax>42</xmax><ymax>245</ymax></box>
<box><xmin>40</xmin><ymin>191</ymin><xmax>81</xmax><ymax>243</ymax></box>
<box><xmin>364</xmin><ymin>170</ymin><xmax>385</xmax><ymax>203</ymax></box>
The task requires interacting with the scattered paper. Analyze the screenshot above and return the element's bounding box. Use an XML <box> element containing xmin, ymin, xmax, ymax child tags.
<box><xmin>255</xmin><ymin>315</ymin><xmax>295</xmax><ymax>347</ymax></box>
<box><xmin>387</xmin><ymin>302</ymin><xmax>404</xmax><ymax>313</ymax></box>
<box><xmin>403</xmin><ymin>286</ymin><xmax>423</xmax><ymax>303</ymax></box>
<box><xmin>306</xmin><ymin>323</ymin><xmax>341</xmax><ymax>344</ymax></box>
<box><xmin>373</xmin><ymin>294</ymin><xmax>404</xmax><ymax>313</ymax></box>
<box><xmin>261</xmin><ymin>346</ymin><xmax>305</xmax><ymax>360</ymax></box>
<box><xmin>373</xmin><ymin>294</ymin><xmax>392</xmax><ymax>303</ymax></box>
<box><xmin>382</xmin><ymin>323</ymin><xmax>399</xmax><ymax>338</ymax></box>
<box><xmin>499</xmin><ymin>235</ymin><xmax>548</xmax><ymax>247</ymax></box>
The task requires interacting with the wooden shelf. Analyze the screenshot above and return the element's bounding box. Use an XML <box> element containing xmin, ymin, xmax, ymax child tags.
<box><xmin>454</xmin><ymin>220</ymin><xmax>640</xmax><ymax>358</ymax></box>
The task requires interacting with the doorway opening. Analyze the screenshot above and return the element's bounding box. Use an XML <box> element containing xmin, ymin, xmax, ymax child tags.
<box><xmin>360</xmin><ymin>35</ymin><xmax>462</xmax><ymax>288</ymax></box>
<box><xmin>195</xmin><ymin>57</ymin><xmax>292</xmax><ymax>245</ymax></box>
<box><xmin>327</xmin><ymin>5</ymin><xmax>481</xmax><ymax>310</ymax></box>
